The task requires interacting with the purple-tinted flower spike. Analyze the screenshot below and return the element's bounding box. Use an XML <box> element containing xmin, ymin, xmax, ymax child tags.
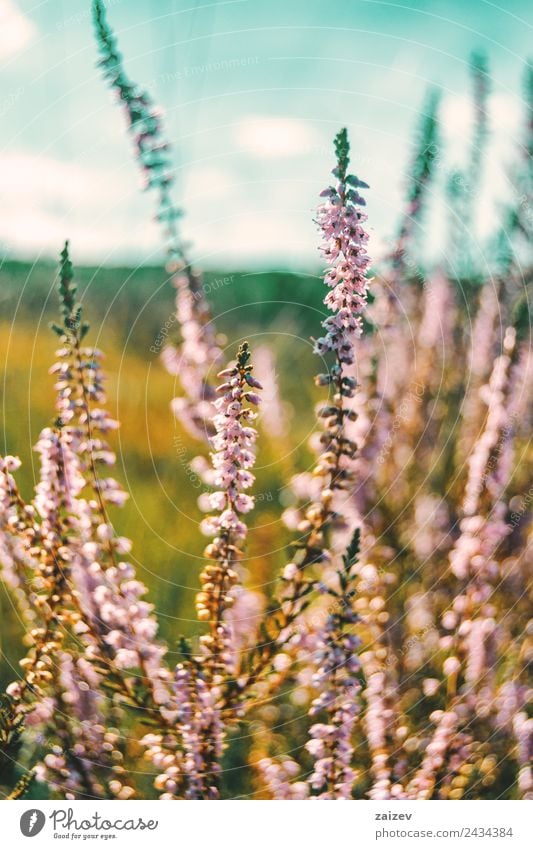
<box><xmin>197</xmin><ymin>341</ymin><xmax>261</xmax><ymax>676</ymax></box>
<box><xmin>392</xmin><ymin>88</ymin><xmax>440</xmax><ymax>273</ymax></box>
<box><xmin>257</xmin><ymin>758</ymin><xmax>310</xmax><ymax>799</ymax></box>
<box><xmin>232</xmin><ymin>131</ymin><xmax>372</xmax><ymax>704</ymax></box>
<box><xmin>305</xmin><ymin>528</ymin><xmax>362</xmax><ymax>798</ymax></box>
<box><xmin>49</xmin><ymin>246</ymin><xmax>171</xmax><ymax>709</ymax></box>
<box><xmin>2</xmin><ymin>246</ymin><xmax>169</xmax><ymax>727</ymax></box>
<box><xmin>93</xmin><ymin>0</ymin><xmax>222</xmax><ymax>441</ymax></box>
<box><xmin>513</xmin><ymin>712</ymin><xmax>533</xmax><ymax>799</ymax></box>
<box><xmin>315</xmin><ymin>128</ymin><xmax>371</xmax><ymax>366</ymax></box>
<box><xmin>39</xmin><ymin>651</ymin><xmax>132</xmax><ymax>800</ymax></box>
<box><xmin>92</xmin><ymin>1</ymin><xmax>178</xmax><ymax>247</ymax></box>
<box><xmin>142</xmin><ymin>656</ymin><xmax>225</xmax><ymax>800</ymax></box>
<box><xmin>281</xmin><ymin>130</ymin><xmax>371</xmax><ymax>609</ymax></box>
<box><xmin>427</xmin><ymin>327</ymin><xmax>521</xmax><ymax>796</ymax></box>
<box><xmin>4</xmin><ymin>426</ymin><xmax>85</xmax><ymax>715</ymax></box>
<box><xmin>406</xmin><ymin>710</ymin><xmax>459</xmax><ymax>799</ymax></box>
<box><xmin>165</xmin><ymin>271</ymin><xmax>223</xmax><ymax>440</ymax></box>
<box><xmin>1</xmin><ymin>437</ymin><xmax>123</xmax><ymax>803</ymax></box>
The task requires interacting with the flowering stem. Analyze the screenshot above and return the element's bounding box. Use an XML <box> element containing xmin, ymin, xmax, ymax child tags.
<box><xmin>197</xmin><ymin>342</ymin><xmax>261</xmax><ymax>679</ymax></box>
<box><xmin>236</xmin><ymin>128</ymin><xmax>371</xmax><ymax>704</ymax></box>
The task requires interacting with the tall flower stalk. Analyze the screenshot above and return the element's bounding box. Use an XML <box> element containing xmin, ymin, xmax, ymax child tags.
<box><xmin>197</xmin><ymin>341</ymin><xmax>262</xmax><ymax>679</ymax></box>
<box><xmin>0</xmin><ymin>245</ymin><xmax>174</xmax><ymax>798</ymax></box>
<box><xmin>92</xmin><ymin>0</ymin><xmax>222</xmax><ymax>440</ymax></box>
<box><xmin>145</xmin><ymin>342</ymin><xmax>262</xmax><ymax>800</ymax></box>
<box><xmin>279</xmin><ymin>128</ymin><xmax>371</xmax><ymax>633</ymax></box>
<box><xmin>392</xmin><ymin>88</ymin><xmax>440</xmax><ymax>275</ymax></box>
<box><xmin>49</xmin><ymin>245</ymin><xmax>170</xmax><ymax>711</ymax></box>
<box><xmin>446</xmin><ymin>51</ymin><xmax>490</xmax><ymax>280</ymax></box>
<box><xmin>235</xmin><ymin>129</ymin><xmax>372</xmax><ymax>703</ymax></box>
<box><xmin>305</xmin><ymin>529</ymin><xmax>363</xmax><ymax>798</ymax></box>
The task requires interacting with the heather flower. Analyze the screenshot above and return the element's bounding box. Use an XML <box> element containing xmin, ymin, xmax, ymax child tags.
<box><xmin>231</xmin><ymin>129</ymin><xmax>373</xmax><ymax>711</ymax></box>
<box><xmin>92</xmin><ymin>0</ymin><xmax>179</xmax><ymax>244</ymax></box>
<box><xmin>314</xmin><ymin>128</ymin><xmax>371</xmax><ymax>365</ymax></box>
<box><xmin>356</xmin><ymin>564</ymin><xmax>401</xmax><ymax>800</ymax></box>
<box><xmin>513</xmin><ymin>712</ymin><xmax>533</xmax><ymax>798</ymax></box>
<box><xmin>392</xmin><ymin>88</ymin><xmax>440</xmax><ymax>272</ymax></box>
<box><xmin>427</xmin><ymin>326</ymin><xmax>525</xmax><ymax>794</ymax></box>
<box><xmin>447</xmin><ymin>328</ymin><xmax>517</xmax><ymax>621</ymax></box>
<box><xmin>288</xmin><ymin>133</ymin><xmax>370</xmax><ymax>603</ymax></box>
<box><xmin>407</xmin><ymin>711</ymin><xmax>459</xmax><ymax>799</ymax></box>
<box><xmin>3</xmin><ymin>425</ymin><xmax>83</xmax><ymax>712</ymax></box>
<box><xmin>39</xmin><ymin>652</ymin><xmax>127</xmax><ymax>800</ymax></box>
<box><xmin>47</xmin><ymin>247</ymin><xmax>170</xmax><ymax>708</ymax></box>
<box><xmin>93</xmin><ymin>0</ymin><xmax>222</xmax><ymax>440</ymax></box>
<box><xmin>305</xmin><ymin>529</ymin><xmax>362</xmax><ymax>799</ymax></box>
<box><xmin>224</xmin><ymin>587</ymin><xmax>265</xmax><ymax>671</ymax></box>
<box><xmin>1</xmin><ymin>244</ymin><xmax>172</xmax><ymax>765</ymax></box>
<box><xmin>143</xmin><ymin>661</ymin><xmax>225</xmax><ymax>800</ymax></box>
<box><xmin>164</xmin><ymin>274</ymin><xmax>223</xmax><ymax>440</ymax></box>
<box><xmin>195</xmin><ymin>342</ymin><xmax>261</xmax><ymax>677</ymax></box>
<box><xmin>258</xmin><ymin>758</ymin><xmax>310</xmax><ymax>799</ymax></box>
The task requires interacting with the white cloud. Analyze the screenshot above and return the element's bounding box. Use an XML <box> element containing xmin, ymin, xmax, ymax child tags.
<box><xmin>0</xmin><ymin>151</ymin><xmax>160</xmax><ymax>262</ymax></box>
<box><xmin>234</xmin><ymin>116</ymin><xmax>318</xmax><ymax>159</ymax></box>
<box><xmin>183</xmin><ymin>165</ymin><xmax>235</xmax><ymax>200</ymax></box>
<box><xmin>441</xmin><ymin>92</ymin><xmax>522</xmax><ymax>165</ymax></box>
<box><xmin>0</xmin><ymin>0</ymin><xmax>36</xmax><ymax>60</ymax></box>
<box><xmin>0</xmin><ymin>152</ymin><xmax>118</xmax><ymax>206</ymax></box>
<box><xmin>434</xmin><ymin>92</ymin><xmax>525</xmax><ymax>245</ymax></box>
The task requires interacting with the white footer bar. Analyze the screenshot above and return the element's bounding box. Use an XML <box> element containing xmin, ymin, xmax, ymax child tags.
<box><xmin>4</xmin><ymin>799</ymin><xmax>532</xmax><ymax>849</ymax></box>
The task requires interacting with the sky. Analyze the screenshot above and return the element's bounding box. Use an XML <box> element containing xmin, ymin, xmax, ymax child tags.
<box><xmin>0</xmin><ymin>0</ymin><xmax>531</xmax><ymax>269</ymax></box>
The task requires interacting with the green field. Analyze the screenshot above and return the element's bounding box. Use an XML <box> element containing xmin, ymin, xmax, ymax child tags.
<box><xmin>0</xmin><ymin>258</ymin><xmax>325</xmax><ymax>687</ymax></box>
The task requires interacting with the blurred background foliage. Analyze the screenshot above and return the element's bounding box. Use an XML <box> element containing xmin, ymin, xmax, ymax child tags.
<box><xmin>0</xmin><ymin>259</ymin><xmax>327</xmax><ymax>687</ymax></box>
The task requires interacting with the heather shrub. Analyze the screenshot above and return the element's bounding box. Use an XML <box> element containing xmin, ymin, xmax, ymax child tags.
<box><xmin>0</xmin><ymin>1</ymin><xmax>531</xmax><ymax>802</ymax></box>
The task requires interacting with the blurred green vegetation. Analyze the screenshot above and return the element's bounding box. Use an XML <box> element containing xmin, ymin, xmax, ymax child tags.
<box><xmin>0</xmin><ymin>258</ymin><xmax>326</xmax><ymax>688</ymax></box>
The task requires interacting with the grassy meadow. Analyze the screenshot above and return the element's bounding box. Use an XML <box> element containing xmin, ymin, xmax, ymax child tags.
<box><xmin>0</xmin><ymin>259</ymin><xmax>324</xmax><ymax>688</ymax></box>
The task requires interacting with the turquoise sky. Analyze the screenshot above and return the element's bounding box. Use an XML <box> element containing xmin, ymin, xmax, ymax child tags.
<box><xmin>1</xmin><ymin>0</ymin><xmax>531</xmax><ymax>267</ymax></box>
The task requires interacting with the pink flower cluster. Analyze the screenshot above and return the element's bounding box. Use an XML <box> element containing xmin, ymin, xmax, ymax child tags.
<box><xmin>196</xmin><ymin>342</ymin><xmax>261</xmax><ymax>637</ymax></box>
<box><xmin>315</xmin><ymin>130</ymin><xmax>371</xmax><ymax>366</ymax></box>
<box><xmin>306</xmin><ymin>621</ymin><xmax>361</xmax><ymax>798</ymax></box>
<box><xmin>164</xmin><ymin>271</ymin><xmax>223</xmax><ymax>440</ymax></box>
